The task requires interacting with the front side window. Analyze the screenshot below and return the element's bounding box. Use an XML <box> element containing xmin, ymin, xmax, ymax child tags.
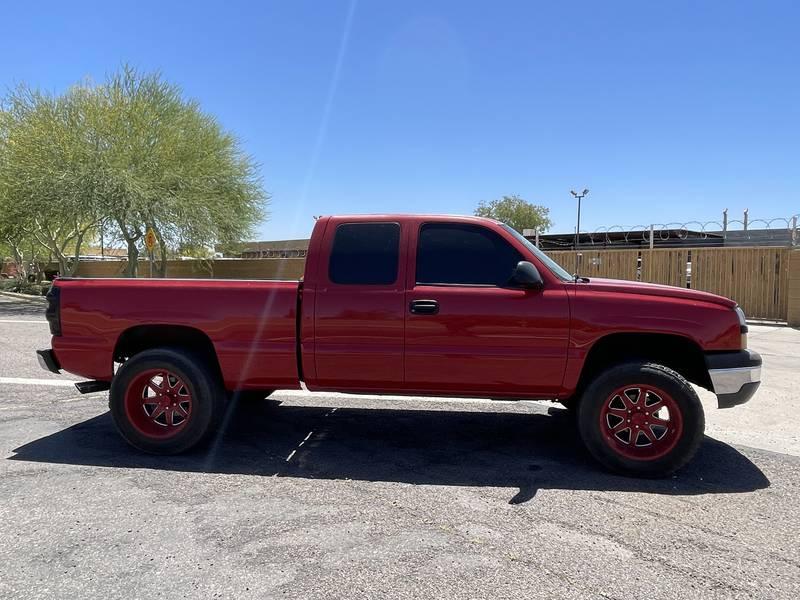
<box><xmin>500</xmin><ymin>224</ymin><xmax>572</xmax><ymax>282</ymax></box>
<box><xmin>416</xmin><ymin>223</ymin><xmax>523</xmax><ymax>286</ymax></box>
<box><xmin>329</xmin><ymin>222</ymin><xmax>400</xmax><ymax>285</ymax></box>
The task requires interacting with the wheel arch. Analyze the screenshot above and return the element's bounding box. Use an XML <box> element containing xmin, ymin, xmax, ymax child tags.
<box><xmin>574</xmin><ymin>332</ymin><xmax>712</xmax><ymax>400</ymax></box>
<box><xmin>113</xmin><ymin>324</ymin><xmax>223</xmax><ymax>381</ymax></box>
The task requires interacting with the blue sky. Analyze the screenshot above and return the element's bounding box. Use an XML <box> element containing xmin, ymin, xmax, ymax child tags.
<box><xmin>2</xmin><ymin>1</ymin><xmax>798</xmax><ymax>240</ymax></box>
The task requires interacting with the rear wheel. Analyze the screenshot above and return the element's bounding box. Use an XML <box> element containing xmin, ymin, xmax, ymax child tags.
<box><xmin>109</xmin><ymin>348</ymin><xmax>225</xmax><ymax>454</ymax></box>
<box><xmin>577</xmin><ymin>362</ymin><xmax>704</xmax><ymax>477</ymax></box>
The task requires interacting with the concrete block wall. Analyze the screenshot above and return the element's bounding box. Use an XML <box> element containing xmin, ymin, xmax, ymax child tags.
<box><xmin>60</xmin><ymin>258</ymin><xmax>307</xmax><ymax>280</ymax></box>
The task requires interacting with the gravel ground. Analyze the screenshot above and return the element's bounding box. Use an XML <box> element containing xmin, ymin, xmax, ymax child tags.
<box><xmin>0</xmin><ymin>295</ymin><xmax>798</xmax><ymax>599</ymax></box>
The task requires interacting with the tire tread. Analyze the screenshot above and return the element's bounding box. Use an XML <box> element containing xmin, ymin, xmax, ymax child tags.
<box><xmin>576</xmin><ymin>360</ymin><xmax>705</xmax><ymax>477</ymax></box>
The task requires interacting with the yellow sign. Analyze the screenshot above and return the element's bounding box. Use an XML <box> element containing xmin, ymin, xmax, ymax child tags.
<box><xmin>144</xmin><ymin>228</ymin><xmax>157</xmax><ymax>252</ymax></box>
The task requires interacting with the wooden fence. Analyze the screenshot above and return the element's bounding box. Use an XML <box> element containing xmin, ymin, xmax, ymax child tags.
<box><xmin>790</xmin><ymin>251</ymin><xmax>800</xmax><ymax>326</ymax></box>
<box><xmin>547</xmin><ymin>250</ymin><xmax>639</xmax><ymax>281</ymax></box>
<box><xmin>546</xmin><ymin>247</ymin><xmax>792</xmax><ymax>321</ymax></box>
<box><xmin>46</xmin><ymin>247</ymin><xmax>798</xmax><ymax>322</ymax></box>
<box><xmin>691</xmin><ymin>248</ymin><xmax>789</xmax><ymax>322</ymax></box>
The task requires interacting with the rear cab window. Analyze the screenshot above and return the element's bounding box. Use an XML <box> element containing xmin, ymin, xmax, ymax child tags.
<box><xmin>328</xmin><ymin>222</ymin><xmax>401</xmax><ymax>285</ymax></box>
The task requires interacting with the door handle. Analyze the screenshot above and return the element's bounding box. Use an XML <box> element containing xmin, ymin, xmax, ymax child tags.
<box><xmin>409</xmin><ymin>299</ymin><xmax>439</xmax><ymax>315</ymax></box>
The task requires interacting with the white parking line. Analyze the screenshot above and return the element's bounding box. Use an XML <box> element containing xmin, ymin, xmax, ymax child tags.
<box><xmin>0</xmin><ymin>377</ymin><xmax>77</xmax><ymax>387</ymax></box>
<box><xmin>285</xmin><ymin>429</ymin><xmax>316</xmax><ymax>462</ymax></box>
<box><xmin>277</xmin><ymin>389</ymin><xmax>556</xmax><ymax>407</ymax></box>
<box><xmin>0</xmin><ymin>320</ymin><xmax>47</xmax><ymax>324</ymax></box>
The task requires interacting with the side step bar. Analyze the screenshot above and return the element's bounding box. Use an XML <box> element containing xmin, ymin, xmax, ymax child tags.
<box><xmin>75</xmin><ymin>380</ymin><xmax>111</xmax><ymax>394</ymax></box>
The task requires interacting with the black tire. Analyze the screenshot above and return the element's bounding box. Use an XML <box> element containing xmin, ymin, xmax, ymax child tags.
<box><xmin>109</xmin><ymin>347</ymin><xmax>226</xmax><ymax>454</ymax></box>
<box><xmin>576</xmin><ymin>362</ymin><xmax>705</xmax><ymax>477</ymax></box>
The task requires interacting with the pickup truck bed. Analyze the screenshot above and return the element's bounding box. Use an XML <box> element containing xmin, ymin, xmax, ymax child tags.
<box><xmin>50</xmin><ymin>279</ymin><xmax>302</xmax><ymax>390</ymax></box>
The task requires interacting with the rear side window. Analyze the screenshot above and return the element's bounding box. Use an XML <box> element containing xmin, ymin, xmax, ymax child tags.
<box><xmin>329</xmin><ymin>222</ymin><xmax>400</xmax><ymax>285</ymax></box>
<box><xmin>416</xmin><ymin>223</ymin><xmax>522</xmax><ymax>286</ymax></box>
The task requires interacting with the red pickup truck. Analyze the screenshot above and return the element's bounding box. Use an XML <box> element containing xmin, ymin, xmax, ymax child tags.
<box><xmin>37</xmin><ymin>214</ymin><xmax>761</xmax><ymax>477</ymax></box>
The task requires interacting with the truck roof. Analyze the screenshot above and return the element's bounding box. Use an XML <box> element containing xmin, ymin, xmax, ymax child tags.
<box><xmin>316</xmin><ymin>213</ymin><xmax>501</xmax><ymax>224</ymax></box>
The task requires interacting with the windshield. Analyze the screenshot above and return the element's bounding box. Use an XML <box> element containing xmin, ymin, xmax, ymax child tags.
<box><xmin>501</xmin><ymin>224</ymin><xmax>573</xmax><ymax>282</ymax></box>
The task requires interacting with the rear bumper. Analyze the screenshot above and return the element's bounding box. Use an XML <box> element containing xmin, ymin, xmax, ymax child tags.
<box><xmin>706</xmin><ymin>349</ymin><xmax>762</xmax><ymax>408</ymax></box>
<box><xmin>36</xmin><ymin>349</ymin><xmax>61</xmax><ymax>374</ymax></box>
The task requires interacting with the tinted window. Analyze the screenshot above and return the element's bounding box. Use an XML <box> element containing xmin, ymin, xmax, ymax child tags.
<box><xmin>501</xmin><ymin>224</ymin><xmax>572</xmax><ymax>281</ymax></box>
<box><xmin>416</xmin><ymin>223</ymin><xmax>523</xmax><ymax>286</ymax></box>
<box><xmin>329</xmin><ymin>223</ymin><xmax>400</xmax><ymax>285</ymax></box>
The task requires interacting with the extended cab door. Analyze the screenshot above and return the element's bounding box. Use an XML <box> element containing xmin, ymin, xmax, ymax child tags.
<box><xmin>310</xmin><ymin>219</ymin><xmax>408</xmax><ymax>391</ymax></box>
<box><xmin>404</xmin><ymin>220</ymin><xmax>570</xmax><ymax>398</ymax></box>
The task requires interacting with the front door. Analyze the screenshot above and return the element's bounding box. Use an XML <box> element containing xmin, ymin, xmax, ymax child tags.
<box><xmin>404</xmin><ymin>222</ymin><xmax>570</xmax><ymax>397</ymax></box>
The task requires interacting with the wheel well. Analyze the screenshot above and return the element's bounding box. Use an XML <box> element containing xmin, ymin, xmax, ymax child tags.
<box><xmin>575</xmin><ymin>333</ymin><xmax>712</xmax><ymax>398</ymax></box>
<box><xmin>114</xmin><ymin>325</ymin><xmax>221</xmax><ymax>377</ymax></box>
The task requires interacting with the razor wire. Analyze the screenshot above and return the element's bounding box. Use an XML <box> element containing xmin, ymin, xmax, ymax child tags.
<box><xmin>564</xmin><ymin>213</ymin><xmax>800</xmax><ymax>248</ymax></box>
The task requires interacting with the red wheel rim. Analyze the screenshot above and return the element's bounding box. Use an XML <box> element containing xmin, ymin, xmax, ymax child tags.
<box><xmin>124</xmin><ymin>369</ymin><xmax>193</xmax><ymax>438</ymax></box>
<box><xmin>599</xmin><ymin>384</ymin><xmax>683</xmax><ymax>461</ymax></box>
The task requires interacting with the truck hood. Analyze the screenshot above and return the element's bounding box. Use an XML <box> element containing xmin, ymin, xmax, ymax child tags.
<box><xmin>579</xmin><ymin>278</ymin><xmax>737</xmax><ymax>308</ymax></box>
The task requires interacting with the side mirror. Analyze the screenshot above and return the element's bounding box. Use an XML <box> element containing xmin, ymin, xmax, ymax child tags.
<box><xmin>511</xmin><ymin>261</ymin><xmax>544</xmax><ymax>289</ymax></box>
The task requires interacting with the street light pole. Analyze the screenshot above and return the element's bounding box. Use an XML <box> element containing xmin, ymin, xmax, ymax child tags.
<box><xmin>570</xmin><ymin>188</ymin><xmax>589</xmax><ymax>277</ymax></box>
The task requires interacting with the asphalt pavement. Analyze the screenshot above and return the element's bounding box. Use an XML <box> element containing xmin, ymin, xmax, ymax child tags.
<box><xmin>0</xmin><ymin>293</ymin><xmax>798</xmax><ymax>599</ymax></box>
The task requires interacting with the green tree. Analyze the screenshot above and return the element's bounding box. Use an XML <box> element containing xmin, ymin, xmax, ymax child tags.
<box><xmin>0</xmin><ymin>66</ymin><xmax>266</xmax><ymax>278</ymax></box>
<box><xmin>0</xmin><ymin>85</ymin><xmax>102</xmax><ymax>276</ymax></box>
<box><xmin>0</xmin><ymin>107</ymin><xmax>33</xmax><ymax>278</ymax></box>
<box><xmin>89</xmin><ymin>66</ymin><xmax>266</xmax><ymax>276</ymax></box>
<box><xmin>474</xmin><ymin>195</ymin><xmax>552</xmax><ymax>234</ymax></box>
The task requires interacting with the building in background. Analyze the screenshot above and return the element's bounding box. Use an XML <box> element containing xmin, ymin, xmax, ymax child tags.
<box><xmin>234</xmin><ymin>239</ymin><xmax>310</xmax><ymax>259</ymax></box>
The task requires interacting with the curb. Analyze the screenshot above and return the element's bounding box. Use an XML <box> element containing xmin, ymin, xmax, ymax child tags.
<box><xmin>747</xmin><ymin>319</ymin><xmax>790</xmax><ymax>327</ymax></box>
<box><xmin>0</xmin><ymin>290</ymin><xmax>48</xmax><ymax>304</ymax></box>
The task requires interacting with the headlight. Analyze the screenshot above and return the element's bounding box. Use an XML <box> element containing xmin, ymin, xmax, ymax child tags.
<box><xmin>735</xmin><ymin>306</ymin><xmax>748</xmax><ymax>348</ymax></box>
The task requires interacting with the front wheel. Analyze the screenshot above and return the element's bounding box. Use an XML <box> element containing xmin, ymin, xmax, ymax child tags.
<box><xmin>109</xmin><ymin>348</ymin><xmax>225</xmax><ymax>454</ymax></box>
<box><xmin>577</xmin><ymin>362</ymin><xmax>705</xmax><ymax>477</ymax></box>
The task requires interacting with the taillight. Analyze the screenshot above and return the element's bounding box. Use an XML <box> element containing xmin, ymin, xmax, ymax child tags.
<box><xmin>45</xmin><ymin>284</ymin><xmax>61</xmax><ymax>336</ymax></box>
<box><xmin>735</xmin><ymin>306</ymin><xmax>747</xmax><ymax>349</ymax></box>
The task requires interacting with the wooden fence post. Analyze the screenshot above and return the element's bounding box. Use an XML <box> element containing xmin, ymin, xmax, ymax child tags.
<box><xmin>789</xmin><ymin>249</ymin><xmax>800</xmax><ymax>327</ymax></box>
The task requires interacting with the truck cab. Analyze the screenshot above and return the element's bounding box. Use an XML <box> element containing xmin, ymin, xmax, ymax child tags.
<box><xmin>303</xmin><ymin>215</ymin><xmax>572</xmax><ymax>398</ymax></box>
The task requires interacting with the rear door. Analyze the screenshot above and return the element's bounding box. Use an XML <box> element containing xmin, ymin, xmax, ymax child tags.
<box><xmin>312</xmin><ymin>219</ymin><xmax>407</xmax><ymax>391</ymax></box>
<box><xmin>404</xmin><ymin>221</ymin><xmax>570</xmax><ymax>397</ymax></box>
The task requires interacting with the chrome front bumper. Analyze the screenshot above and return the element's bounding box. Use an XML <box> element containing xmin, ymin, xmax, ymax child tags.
<box><xmin>706</xmin><ymin>350</ymin><xmax>762</xmax><ymax>408</ymax></box>
<box><xmin>709</xmin><ymin>365</ymin><xmax>761</xmax><ymax>395</ymax></box>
